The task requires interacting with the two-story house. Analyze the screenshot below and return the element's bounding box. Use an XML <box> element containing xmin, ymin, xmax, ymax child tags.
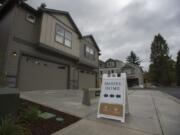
<box><xmin>0</xmin><ymin>0</ymin><xmax>100</xmax><ymax>91</ymax></box>
<box><xmin>99</xmin><ymin>58</ymin><xmax>144</xmax><ymax>88</ymax></box>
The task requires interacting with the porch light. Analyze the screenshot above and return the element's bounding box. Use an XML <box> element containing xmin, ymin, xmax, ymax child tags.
<box><xmin>12</xmin><ymin>52</ymin><xmax>17</xmax><ymax>56</ymax></box>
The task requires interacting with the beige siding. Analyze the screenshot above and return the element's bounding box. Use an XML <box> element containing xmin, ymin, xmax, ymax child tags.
<box><xmin>53</xmin><ymin>14</ymin><xmax>75</xmax><ymax>30</ymax></box>
<box><xmin>40</xmin><ymin>13</ymin><xmax>80</xmax><ymax>58</ymax></box>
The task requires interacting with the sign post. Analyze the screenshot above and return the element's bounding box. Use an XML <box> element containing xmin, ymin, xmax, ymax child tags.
<box><xmin>97</xmin><ymin>73</ymin><xmax>129</xmax><ymax>123</ymax></box>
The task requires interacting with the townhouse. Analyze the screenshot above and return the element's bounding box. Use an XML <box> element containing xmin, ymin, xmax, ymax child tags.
<box><xmin>0</xmin><ymin>0</ymin><xmax>100</xmax><ymax>91</ymax></box>
<box><xmin>99</xmin><ymin>59</ymin><xmax>144</xmax><ymax>87</ymax></box>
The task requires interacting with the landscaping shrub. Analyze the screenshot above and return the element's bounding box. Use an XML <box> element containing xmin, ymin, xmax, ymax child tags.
<box><xmin>20</xmin><ymin>106</ymin><xmax>40</xmax><ymax>123</ymax></box>
<box><xmin>0</xmin><ymin>117</ymin><xmax>28</xmax><ymax>135</ymax></box>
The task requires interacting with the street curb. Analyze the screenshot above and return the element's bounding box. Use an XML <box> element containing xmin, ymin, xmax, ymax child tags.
<box><xmin>52</xmin><ymin>119</ymin><xmax>83</xmax><ymax>135</ymax></box>
<box><xmin>160</xmin><ymin>91</ymin><xmax>180</xmax><ymax>104</ymax></box>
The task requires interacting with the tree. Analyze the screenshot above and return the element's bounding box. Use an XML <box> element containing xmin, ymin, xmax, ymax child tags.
<box><xmin>126</xmin><ymin>51</ymin><xmax>141</xmax><ymax>66</ymax></box>
<box><xmin>149</xmin><ymin>33</ymin><xmax>176</xmax><ymax>86</ymax></box>
<box><xmin>176</xmin><ymin>51</ymin><xmax>180</xmax><ymax>86</ymax></box>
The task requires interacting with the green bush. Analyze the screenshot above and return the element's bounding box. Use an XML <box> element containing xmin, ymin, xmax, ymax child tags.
<box><xmin>22</xmin><ymin>106</ymin><xmax>40</xmax><ymax>123</ymax></box>
<box><xmin>0</xmin><ymin>117</ymin><xmax>27</xmax><ymax>135</ymax></box>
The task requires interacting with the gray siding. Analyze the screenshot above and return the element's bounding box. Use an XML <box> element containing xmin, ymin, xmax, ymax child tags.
<box><xmin>13</xmin><ymin>6</ymin><xmax>41</xmax><ymax>44</ymax></box>
<box><xmin>79</xmin><ymin>72</ymin><xmax>96</xmax><ymax>89</ymax></box>
<box><xmin>0</xmin><ymin>7</ymin><xmax>15</xmax><ymax>73</ymax></box>
<box><xmin>4</xmin><ymin>6</ymin><xmax>79</xmax><ymax>88</ymax></box>
<box><xmin>79</xmin><ymin>37</ymin><xmax>99</xmax><ymax>68</ymax></box>
<box><xmin>2</xmin><ymin>4</ymin><xmax>99</xmax><ymax>90</ymax></box>
<box><xmin>53</xmin><ymin>14</ymin><xmax>75</xmax><ymax>30</ymax></box>
<box><xmin>18</xmin><ymin>55</ymin><xmax>68</xmax><ymax>91</ymax></box>
<box><xmin>39</xmin><ymin>13</ymin><xmax>80</xmax><ymax>58</ymax></box>
<box><xmin>4</xmin><ymin>6</ymin><xmax>40</xmax><ymax>76</ymax></box>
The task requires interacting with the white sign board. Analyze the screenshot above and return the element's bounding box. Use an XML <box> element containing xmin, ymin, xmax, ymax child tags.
<box><xmin>97</xmin><ymin>73</ymin><xmax>129</xmax><ymax>123</ymax></box>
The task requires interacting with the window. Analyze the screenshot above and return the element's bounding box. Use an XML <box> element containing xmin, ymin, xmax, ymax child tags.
<box><xmin>58</xmin><ymin>66</ymin><xmax>66</xmax><ymax>69</ymax></box>
<box><xmin>107</xmin><ymin>62</ymin><xmax>115</xmax><ymax>67</ymax></box>
<box><xmin>108</xmin><ymin>70</ymin><xmax>110</xmax><ymax>74</ymax></box>
<box><xmin>55</xmin><ymin>26</ymin><xmax>64</xmax><ymax>44</ymax></box>
<box><xmin>26</xmin><ymin>13</ymin><xmax>36</xmax><ymax>24</ymax></box>
<box><xmin>35</xmin><ymin>60</ymin><xmax>40</xmax><ymax>65</ymax></box>
<box><xmin>86</xmin><ymin>46</ymin><xmax>90</xmax><ymax>53</ymax></box>
<box><xmin>55</xmin><ymin>24</ymin><xmax>72</xmax><ymax>48</ymax></box>
<box><xmin>89</xmin><ymin>48</ymin><xmax>94</xmax><ymax>55</ymax></box>
<box><xmin>85</xmin><ymin>46</ymin><xmax>95</xmax><ymax>57</ymax></box>
<box><xmin>65</xmin><ymin>31</ymin><xmax>72</xmax><ymax>47</ymax></box>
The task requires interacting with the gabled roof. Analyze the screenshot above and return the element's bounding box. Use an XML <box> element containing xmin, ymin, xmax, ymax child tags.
<box><xmin>0</xmin><ymin>0</ymin><xmax>37</xmax><ymax>20</ymax></box>
<box><xmin>39</xmin><ymin>8</ymin><xmax>82</xmax><ymax>37</ymax></box>
<box><xmin>99</xmin><ymin>59</ymin><xmax>105</xmax><ymax>63</ymax></box>
<box><xmin>105</xmin><ymin>58</ymin><xmax>123</xmax><ymax>63</ymax></box>
<box><xmin>82</xmin><ymin>35</ymin><xmax>100</xmax><ymax>52</ymax></box>
<box><xmin>0</xmin><ymin>0</ymin><xmax>82</xmax><ymax>37</ymax></box>
<box><xmin>0</xmin><ymin>0</ymin><xmax>100</xmax><ymax>48</ymax></box>
<box><xmin>0</xmin><ymin>0</ymin><xmax>17</xmax><ymax>19</ymax></box>
<box><xmin>106</xmin><ymin>58</ymin><xmax>115</xmax><ymax>62</ymax></box>
<box><xmin>124</xmin><ymin>63</ymin><xmax>144</xmax><ymax>72</ymax></box>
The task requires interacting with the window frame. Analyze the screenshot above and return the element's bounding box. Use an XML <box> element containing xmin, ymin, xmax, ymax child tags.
<box><xmin>85</xmin><ymin>45</ymin><xmax>95</xmax><ymax>60</ymax></box>
<box><xmin>55</xmin><ymin>23</ymin><xmax>72</xmax><ymax>48</ymax></box>
<box><xmin>26</xmin><ymin>13</ymin><xmax>36</xmax><ymax>24</ymax></box>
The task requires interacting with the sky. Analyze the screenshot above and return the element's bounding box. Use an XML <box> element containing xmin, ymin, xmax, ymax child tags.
<box><xmin>27</xmin><ymin>0</ymin><xmax>180</xmax><ymax>71</ymax></box>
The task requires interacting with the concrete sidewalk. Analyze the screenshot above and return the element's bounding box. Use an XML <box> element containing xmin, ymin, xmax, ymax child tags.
<box><xmin>21</xmin><ymin>90</ymin><xmax>180</xmax><ymax>135</ymax></box>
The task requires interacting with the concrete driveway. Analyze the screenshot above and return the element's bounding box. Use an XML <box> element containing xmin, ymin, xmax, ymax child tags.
<box><xmin>20</xmin><ymin>90</ymin><xmax>98</xmax><ymax>118</ymax></box>
<box><xmin>21</xmin><ymin>90</ymin><xmax>180</xmax><ymax>135</ymax></box>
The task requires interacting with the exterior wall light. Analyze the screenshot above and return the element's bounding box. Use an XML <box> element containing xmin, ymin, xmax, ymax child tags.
<box><xmin>12</xmin><ymin>52</ymin><xmax>17</xmax><ymax>56</ymax></box>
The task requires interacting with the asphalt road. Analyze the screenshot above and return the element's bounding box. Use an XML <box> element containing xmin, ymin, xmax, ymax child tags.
<box><xmin>130</xmin><ymin>87</ymin><xmax>180</xmax><ymax>99</ymax></box>
<box><xmin>146</xmin><ymin>87</ymin><xmax>180</xmax><ymax>99</ymax></box>
<box><xmin>161</xmin><ymin>88</ymin><xmax>180</xmax><ymax>99</ymax></box>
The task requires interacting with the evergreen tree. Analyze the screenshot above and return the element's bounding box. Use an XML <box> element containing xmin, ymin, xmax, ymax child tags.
<box><xmin>176</xmin><ymin>51</ymin><xmax>180</xmax><ymax>86</ymax></box>
<box><xmin>149</xmin><ymin>34</ymin><xmax>175</xmax><ymax>86</ymax></box>
<box><xmin>126</xmin><ymin>51</ymin><xmax>141</xmax><ymax>66</ymax></box>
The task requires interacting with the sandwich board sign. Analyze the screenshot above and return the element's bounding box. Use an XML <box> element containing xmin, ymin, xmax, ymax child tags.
<box><xmin>97</xmin><ymin>73</ymin><xmax>129</xmax><ymax>123</ymax></box>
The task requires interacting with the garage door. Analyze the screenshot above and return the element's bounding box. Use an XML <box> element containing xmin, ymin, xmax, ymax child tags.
<box><xmin>79</xmin><ymin>71</ymin><xmax>96</xmax><ymax>89</ymax></box>
<box><xmin>127</xmin><ymin>78</ymin><xmax>139</xmax><ymax>87</ymax></box>
<box><xmin>18</xmin><ymin>55</ymin><xmax>68</xmax><ymax>91</ymax></box>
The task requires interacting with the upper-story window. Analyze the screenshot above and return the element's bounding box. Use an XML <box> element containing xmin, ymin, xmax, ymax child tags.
<box><xmin>108</xmin><ymin>70</ymin><xmax>111</xmax><ymax>75</ymax></box>
<box><xmin>86</xmin><ymin>46</ymin><xmax>94</xmax><ymax>55</ymax></box>
<box><xmin>26</xmin><ymin>13</ymin><xmax>36</xmax><ymax>24</ymax></box>
<box><xmin>85</xmin><ymin>46</ymin><xmax>95</xmax><ymax>60</ymax></box>
<box><xmin>55</xmin><ymin>24</ymin><xmax>72</xmax><ymax>48</ymax></box>
<box><xmin>107</xmin><ymin>61</ymin><xmax>115</xmax><ymax>67</ymax></box>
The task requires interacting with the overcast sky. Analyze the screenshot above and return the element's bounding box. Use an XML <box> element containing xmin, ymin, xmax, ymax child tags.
<box><xmin>27</xmin><ymin>0</ymin><xmax>180</xmax><ymax>71</ymax></box>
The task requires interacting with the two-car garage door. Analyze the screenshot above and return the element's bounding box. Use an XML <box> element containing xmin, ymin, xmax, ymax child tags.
<box><xmin>78</xmin><ymin>71</ymin><xmax>96</xmax><ymax>89</ymax></box>
<box><xmin>18</xmin><ymin>55</ymin><xmax>68</xmax><ymax>91</ymax></box>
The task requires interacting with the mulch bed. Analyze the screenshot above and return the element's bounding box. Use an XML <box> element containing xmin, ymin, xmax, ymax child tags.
<box><xmin>17</xmin><ymin>98</ymin><xmax>80</xmax><ymax>135</ymax></box>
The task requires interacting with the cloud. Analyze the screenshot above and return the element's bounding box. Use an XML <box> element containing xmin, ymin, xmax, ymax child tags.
<box><xmin>27</xmin><ymin>0</ymin><xmax>180</xmax><ymax>71</ymax></box>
